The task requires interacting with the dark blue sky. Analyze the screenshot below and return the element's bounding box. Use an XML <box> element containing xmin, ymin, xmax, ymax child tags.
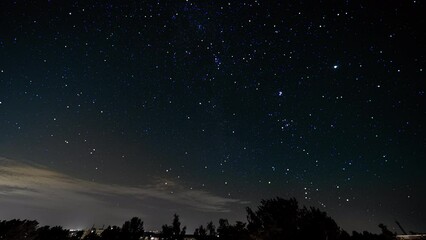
<box><xmin>0</xmin><ymin>0</ymin><xmax>425</xmax><ymax>233</ymax></box>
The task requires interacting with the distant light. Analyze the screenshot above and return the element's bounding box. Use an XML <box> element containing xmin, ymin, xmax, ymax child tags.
<box><xmin>333</xmin><ymin>65</ymin><xmax>338</xmax><ymax>69</ymax></box>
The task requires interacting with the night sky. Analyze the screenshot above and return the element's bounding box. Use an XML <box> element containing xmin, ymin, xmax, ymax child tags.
<box><xmin>0</xmin><ymin>0</ymin><xmax>425</xmax><ymax>234</ymax></box>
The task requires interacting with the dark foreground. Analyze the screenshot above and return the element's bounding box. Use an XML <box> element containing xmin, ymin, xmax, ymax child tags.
<box><xmin>1</xmin><ymin>197</ymin><xmax>423</xmax><ymax>240</ymax></box>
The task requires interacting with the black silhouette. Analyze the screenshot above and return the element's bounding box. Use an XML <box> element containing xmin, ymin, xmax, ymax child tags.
<box><xmin>0</xmin><ymin>219</ymin><xmax>39</xmax><ymax>240</ymax></box>
<box><xmin>0</xmin><ymin>197</ymin><xmax>405</xmax><ymax>240</ymax></box>
<box><xmin>194</xmin><ymin>224</ymin><xmax>207</xmax><ymax>237</ymax></box>
<box><xmin>217</xmin><ymin>219</ymin><xmax>250</xmax><ymax>240</ymax></box>
<box><xmin>194</xmin><ymin>221</ymin><xmax>217</xmax><ymax>240</ymax></box>
<box><xmin>100</xmin><ymin>226</ymin><xmax>121</xmax><ymax>240</ymax></box>
<box><xmin>35</xmin><ymin>226</ymin><xmax>70</xmax><ymax>240</ymax></box>
<box><xmin>161</xmin><ymin>214</ymin><xmax>187</xmax><ymax>240</ymax></box>
<box><xmin>121</xmin><ymin>217</ymin><xmax>144</xmax><ymax>240</ymax></box>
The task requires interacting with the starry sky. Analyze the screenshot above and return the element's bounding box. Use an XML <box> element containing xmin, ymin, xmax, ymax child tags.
<box><xmin>0</xmin><ymin>0</ymin><xmax>425</xmax><ymax>234</ymax></box>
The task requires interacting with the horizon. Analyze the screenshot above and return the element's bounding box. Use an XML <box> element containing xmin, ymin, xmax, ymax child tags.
<box><xmin>0</xmin><ymin>195</ymin><xmax>415</xmax><ymax>236</ymax></box>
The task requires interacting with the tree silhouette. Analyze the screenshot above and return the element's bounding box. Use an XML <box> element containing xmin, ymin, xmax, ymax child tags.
<box><xmin>100</xmin><ymin>226</ymin><xmax>121</xmax><ymax>240</ymax></box>
<box><xmin>35</xmin><ymin>226</ymin><xmax>70</xmax><ymax>240</ymax></box>
<box><xmin>247</xmin><ymin>197</ymin><xmax>299</xmax><ymax>240</ymax></box>
<box><xmin>298</xmin><ymin>206</ymin><xmax>341</xmax><ymax>240</ymax></box>
<box><xmin>216</xmin><ymin>218</ymin><xmax>229</xmax><ymax>238</ymax></box>
<box><xmin>0</xmin><ymin>197</ymin><xmax>404</xmax><ymax>240</ymax></box>
<box><xmin>206</xmin><ymin>221</ymin><xmax>216</xmax><ymax>237</ymax></box>
<box><xmin>121</xmin><ymin>217</ymin><xmax>144</xmax><ymax>240</ymax></box>
<box><xmin>161</xmin><ymin>224</ymin><xmax>174</xmax><ymax>239</ymax></box>
<box><xmin>217</xmin><ymin>219</ymin><xmax>250</xmax><ymax>240</ymax></box>
<box><xmin>194</xmin><ymin>225</ymin><xmax>207</xmax><ymax>239</ymax></box>
<box><xmin>194</xmin><ymin>221</ymin><xmax>217</xmax><ymax>240</ymax></box>
<box><xmin>0</xmin><ymin>219</ymin><xmax>39</xmax><ymax>240</ymax></box>
<box><xmin>161</xmin><ymin>214</ymin><xmax>186</xmax><ymax>240</ymax></box>
<box><xmin>246</xmin><ymin>197</ymin><xmax>345</xmax><ymax>240</ymax></box>
<box><xmin>339</xmin><ymin>230</ymin><xmax>352</xmax><ymax>240</ymax></box>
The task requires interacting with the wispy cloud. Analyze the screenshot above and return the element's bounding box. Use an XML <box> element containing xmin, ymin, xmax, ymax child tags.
<box><xmin>0</xmin><ymin>157</ymin><xmax>246</xmax><ymax>227</ymax></box>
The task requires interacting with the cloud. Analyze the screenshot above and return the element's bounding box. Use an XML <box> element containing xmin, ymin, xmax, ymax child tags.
<box><xmin>0</xmin><ymin>157</ymin><xmax>246</xmax><ymax>226</ymax></box>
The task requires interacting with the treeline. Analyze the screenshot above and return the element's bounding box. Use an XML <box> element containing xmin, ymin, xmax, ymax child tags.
<box><xmin>0</xmin><ymin>197</ymin><xmax>400</xmax><ymax>240</ymax></box>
